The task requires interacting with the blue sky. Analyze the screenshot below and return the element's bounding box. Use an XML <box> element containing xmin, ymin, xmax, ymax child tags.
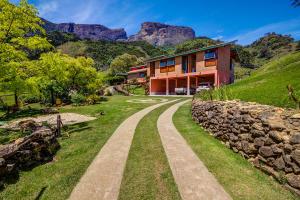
<box><xmin>11</xmin><ymin>0</ymin><xmax>300</xmax><ymax>45</ymax></box>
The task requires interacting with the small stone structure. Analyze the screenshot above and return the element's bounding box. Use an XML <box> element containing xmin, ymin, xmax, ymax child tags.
<box><xmin>192</xmin><ymin>100</ymin><xmax>300</xmax><ymax>195</ymax></box>
<box><xmin>0</xmin><ymin>126</ymin><xmax>60</xmax><ymax>186</ymax></box>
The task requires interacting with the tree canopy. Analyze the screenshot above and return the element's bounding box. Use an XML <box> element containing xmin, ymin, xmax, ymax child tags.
<box><xmin>109</xmin><ymin>53</ymin><xmax>144</xmax><ymax>75</ymax></box>
<box><xmin>0</xmin><ymin>0</ymin><xmax>52</xmax><ymax>106</ymax></box>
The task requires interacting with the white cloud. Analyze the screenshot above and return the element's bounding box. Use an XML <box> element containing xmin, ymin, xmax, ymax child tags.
<box><xmin>225</xmin><ymin>18</ymin><xmax>300</xmax><ymax>45</ymax></box>
<box><xmin>37</xmin><ymin>1</ymin><xmax>58</xmax><ymax>16</ymax></box>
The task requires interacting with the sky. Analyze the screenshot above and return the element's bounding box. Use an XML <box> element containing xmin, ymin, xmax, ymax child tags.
<box><xmin>10</xmin><ymin>0</ymin><xmax>300</xmax><ymax>45</ymax></box>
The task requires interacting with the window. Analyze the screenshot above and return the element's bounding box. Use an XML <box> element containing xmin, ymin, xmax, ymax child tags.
<box><xmin>167</xmin><ymin>59</ymin><xmax>175</xmax><ymax>66</ymax></box>
<box><xmin>204</xmin><ymin>51</ymin><xmax>216</xmax><ymax>60</ymax></box>
<box><xmin>160</xmin><ymin>60</ymin><xmax>167</xmax><ymax>67</ymax></box>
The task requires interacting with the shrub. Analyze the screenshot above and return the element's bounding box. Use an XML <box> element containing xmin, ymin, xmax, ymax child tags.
<box><xmin>70</xmin><ymin>93</ymin><xmax>86</xmax><ymax>106</ymax></box>
<box><xmin>20</xmin><ymin>94</ymin><xmax>40</xmax><ymax>104</ymax></box>
<box><xmin>86</xmin><ymin>94</ymin><xmax>101</xmax><ymax>105</ymax></box>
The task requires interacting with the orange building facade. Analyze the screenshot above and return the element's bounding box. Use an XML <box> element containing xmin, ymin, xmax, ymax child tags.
<box><xmin>128</xmin><ymin>42</ymin><xmax>236</xmax><ymax>95</ymax></box>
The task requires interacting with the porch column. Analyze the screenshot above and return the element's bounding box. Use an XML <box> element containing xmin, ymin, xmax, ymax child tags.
<box><xmin>187</xmin><ymin>76</ymin><xmax>190</xmax><ymax>95</ymax></box>
<box><xmin>196</xmin><ymin>76</ymin><xmax>198</xmax><ymax>87</ymax></box>
<box><xmin>149</xmin><ymin>78</ymin><xmax>152</xmax><ymax>95</ymax></box>
<box><xmin>166</xmin><ymin>78</ymin><xmax>169</xmax><ymax>95</ymax></box>
<box><xmin>214</xmin><ymin>73</ymin><xmax>218</xmax><ymax>88</ymax></box>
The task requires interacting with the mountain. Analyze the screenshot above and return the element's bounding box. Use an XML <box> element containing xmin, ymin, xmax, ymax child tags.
<box><xmin>128</xmin><ymin>22</ymin><xmax>195</xmax><ymax>46</ymax></box>
<box><xmin>42</xmin><ymin>19</ymin><xmax>196</xmax><ymax>46</ymax></box>
<box><xmin>42</xmin><ymin>19</ymin><xmax>127</xmax><ymax>41</ymax></box>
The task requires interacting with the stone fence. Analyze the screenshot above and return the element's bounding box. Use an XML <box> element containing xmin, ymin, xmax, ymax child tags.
<box><xmin>192</xmin><ymin>100</ymin><xmax>300</xmax><ymax>195</ymax></box>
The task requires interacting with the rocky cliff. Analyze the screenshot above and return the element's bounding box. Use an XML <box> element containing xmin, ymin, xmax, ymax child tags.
<box><xmin>42</xmin><ymin>19</ymin><xmax>127</xmax><ymax>41</ymax></box>
<box><xmin>128</xmin><ymin>22</ymin><xmax>195</xmax><ymax>46</ymax></box>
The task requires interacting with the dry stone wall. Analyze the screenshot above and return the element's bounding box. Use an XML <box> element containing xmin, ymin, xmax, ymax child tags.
<box><xmin>191</xmin><ymin>100</ymin><xmax>300</xmax><ymax>195</ymax></box>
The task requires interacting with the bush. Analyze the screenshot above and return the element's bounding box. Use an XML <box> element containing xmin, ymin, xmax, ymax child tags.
<box><xmin>20</xmin><ymin>94</ymin><xmax>40</xmax><ymax>104</ymax></box>
<box><xmin>86</xmin><ymin>94</ymin><xmax>101</xmax><ymax>105</ymax></box>
<box><xmin>70</xmin><ymin>93</ymin><xmax>86</xmax><ymax>106</ymax></box>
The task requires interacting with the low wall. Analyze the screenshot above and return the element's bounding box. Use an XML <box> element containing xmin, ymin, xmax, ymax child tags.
<box><xmin>192</xmin><ymin>100</ymin><xmax>300</xmax><ymax>195</ymax></box>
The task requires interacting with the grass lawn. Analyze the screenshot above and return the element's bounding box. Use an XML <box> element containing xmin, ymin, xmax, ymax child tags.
<box><xmin>119</xmin><ymin>101</ymin><xmax>181</xmax><ymax>200</ymax></box>
<box><xmin>0</xmin><ymin>96</ymin><xmax>175</xmax><ymax>200</ymax></box>
<box><xmin>173</xmin><ymin>102</ymin><xmax>299</xmax><ymax>200</ymax></box>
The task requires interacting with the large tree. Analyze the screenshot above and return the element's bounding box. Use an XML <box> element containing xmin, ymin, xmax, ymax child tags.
<box><xmin>109</xmin><ymin>53</ymin><xmax>144</xmax><ymax>75</ymax></box>
<box><xmin>0</xmin><ymin>0</ymin><xmax>52</xmax><ymax>107</ymax></box>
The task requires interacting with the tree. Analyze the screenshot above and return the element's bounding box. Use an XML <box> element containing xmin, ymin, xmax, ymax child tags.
<box><xmin>174</xmin><ymin>38</ymin><xmax>220</xmax><ymax>54</ymax></box>
<box><xmin>296</xmin><ymin>41</ymin><xmax>300</xmax><ymax>51</ymax></box>
<box><xmin>35</xmin><ymin>52</ymin><xmax>99</xmax><ymax>104</ymax></box>
<box><xmin>109</xmin><ymin>53</ymin><xmax>144</xmax><ymax>75</ymax></box>
<box><xmin>0</xmin><ymin>0</ymin><xmax>52</xmax><ymax>107</ymax></box>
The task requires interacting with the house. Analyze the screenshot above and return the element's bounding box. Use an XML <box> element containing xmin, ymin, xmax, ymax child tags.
<box><xmin>127</xmin><ymin>65</ymin><xmax>147</xmax><ymax>83</ymax></box>
<box><xmin>128</xmin><ymin>42</ymin><xmax>237</xmax><ymax>95</ymax></box>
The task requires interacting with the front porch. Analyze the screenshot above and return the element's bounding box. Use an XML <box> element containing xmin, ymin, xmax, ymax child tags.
<box><xmin>150</xmin><ymin>73</ymin><xmax>218</xmax><ymax>96</ymax></box>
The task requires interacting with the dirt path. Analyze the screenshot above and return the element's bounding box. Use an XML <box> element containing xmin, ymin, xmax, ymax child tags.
<box><xmin>69</xmin><ymin>99</ymin><xmax>179</xmax><ymax>200</ymax></box>
<box><xmin>157</xmin><ymin>100</ymin><xmax>232</xmax><ymax>200</ymax></box>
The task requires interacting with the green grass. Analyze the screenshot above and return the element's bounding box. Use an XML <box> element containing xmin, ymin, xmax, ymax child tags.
<box><xmin>199</xmin><ymin>52</ymin><xmax>300</xmax><ymax>108</ymax></box>
<box><xmin>173</xmin><ymin>102</ymin><xmax>299</xmax><ymax>200</ymax></box>
<box><xmin>0</xmin><ymin>96</ymin><xmax>176</xmax><ymax>200</ymax></box>
<box><xmin>119</xmin><ymin>101</ymin><xmax>181</xmax><ymax>200</ymax></box>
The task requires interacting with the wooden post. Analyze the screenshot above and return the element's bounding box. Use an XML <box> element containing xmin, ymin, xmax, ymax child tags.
<box><xmin>166</xmin><ymin>78</ymin><xmax>169</xmax><ymax>95</ymax></box>
<box><xmin>187</xmin><ymin>76</ymin><xmax>190</xmax><ymax>95</ymax></box>
<box><xmin>57</xmin><ymin>115</ymin><xmax>62</xmax><ymax>137</ymax></box>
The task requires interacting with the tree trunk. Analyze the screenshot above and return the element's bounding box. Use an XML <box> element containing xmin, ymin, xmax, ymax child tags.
<box><xmin>50</xmin><ymin>89</ymin><xmax>55</xmax><ymax>106</ymax></box>
<box><xmin>14</xmin><ymin>91</ymin><xmax>19</xmax><ymax>108</ymax></box>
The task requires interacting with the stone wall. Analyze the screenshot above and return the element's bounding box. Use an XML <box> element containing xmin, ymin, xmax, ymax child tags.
<box><xmin>0</xmin><ymin>126</ymin><xmax>60</xmax><ymax>187</ymax></box>
<box><xmin>191</xmin><ymin>100</ymin><xmax>300</xmax><ymax>195</ymax></box>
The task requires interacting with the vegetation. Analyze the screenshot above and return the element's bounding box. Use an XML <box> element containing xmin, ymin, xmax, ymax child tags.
<box><xmin>47</xmin><ymin>31</ymin><xmax>80</xmax><ymax>46</ymax></box>
<box><xmin>173</xmin><ymin>102</ymin><xmax>298</xmax><ymax>200</ymax></box>
<box><xmin>197</xmin><ymin>52</ymin><xmax>300</xmax><ymax>108</ymax></box>
<box><xmin>58</xmin><ymin>40</ymin><xmax>165</xmax><ymax>70</ymax></box>
<box><xmin>0</xmin><ymin>0</ymin><xmax>52</xmax><ymax>107</ymax></box>
<box><xmin>0</xmin><ymin>96</ymin><xmax>167</xmax><ymax>200</ymax></box>
<box><xmin>109</xmin><ymin>53</ymin><xmax>144</xmax><ymax>75</ymax></box>
<box><xmin>174</xmin><ymin>37</ymin><xmax>220</xmax><ymax>54</ymax></box>
<box><xmin>119</xmin><ymin>102</ymin><xmax>181</xmax><ymax>200</ymax></box>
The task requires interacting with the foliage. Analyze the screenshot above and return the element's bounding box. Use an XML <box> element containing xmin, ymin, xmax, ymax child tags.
<box><xmin>195</xmin><ymin>87</ymin><xmax>236</xmax><ymax>101</ymax></box>
<box><xmin>296</xmin><ymin>41</ymin><xmax>300</xmax><ymax>51</ymax></box>
<box><xmin>34</xmin><ymin>52</ymin><xmax>101</xmax><ymax>104</ymax></box>
<box><xmin>86</xmin><ymin>94</ymin><xmax>101</xmax><ymax>105</ymax></box>
<box><xmin>70</xmin><ymin>92</ymin><xmax>86</xmax><ymax>106</ymax></box>
<box><xmin>245</xmin><ymin>32</ymin><xmax>294</xmax><ymax>66</ymax></box>
<box><xmin>0</xmin><ymin>0</ymin><xmax>52</xmax><ymax>107</ymax></box>
<box><xmin>104</xmin><ymin>88</ymin><xmax>112</xmax><ymax>96</ymax></box>
<box><xmin>174</xmin><ymin>38</ymin><xmax>220</xmax><ymax>54</ymax></box>
<box><xmin>47</xmin><ymin>31</ymin><xmax>80</xmax><ymax>46</ymax></box>
<box><xmin>109</xmin><ymin>53</ymin><xmax>144</xmax><ymax>75</ymax></box>
<box><xmin>19</xmin><ymin>93</ymin><xmax>40</xmax><ymax>104</ymax></box>
<box><xmin>58</xmin><ymin>40</ymin><xmax>165</xmax><ymax>70</ymax></box>
<box><xmin>232</xmin><ymin>45</ymin><xmax>256</xmax><ymax>68</ymax></box>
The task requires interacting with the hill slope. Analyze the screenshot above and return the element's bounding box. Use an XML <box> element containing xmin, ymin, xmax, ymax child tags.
<box><xmin>227</xmin><ymin>52</ymin><xmax>300</xmax><ymax>108</ymax></box>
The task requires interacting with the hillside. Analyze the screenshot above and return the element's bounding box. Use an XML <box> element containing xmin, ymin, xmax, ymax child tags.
<box><xmin>225</xmin><ymin>52</ymin><xmax>300</xmax><ymax>108</ymax></box>
<box><xmin>58</xmin><ymin>40</ymin><xmax>166</xmax><ymax>70</ymax></box>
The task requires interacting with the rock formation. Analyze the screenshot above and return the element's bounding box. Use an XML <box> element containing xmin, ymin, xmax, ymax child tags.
<box><xmin>42</xmin><ymin>19</ymin><xmax>127</xmax><ymax>41</ymax></box>
<box><xmin>128</xmin><ymin>22</ymin><xmax>195</xmax><ymax>46</ymax></box>
<box><xmin>192</xmin><ymin>100</ymin><xmax>300</xmax><ymax>195</ymax></box>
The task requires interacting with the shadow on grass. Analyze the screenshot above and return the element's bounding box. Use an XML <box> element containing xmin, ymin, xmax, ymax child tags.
<box><xmin>0</xmin><ymin>108</ymin><xmax>44</xmax><ymax>121</ymax></box>
<box><xmin>62</xmin><ymin>122</ymin><xmax>92</xmax><ymax>138</ymax></box>
<box><xmin>34</xmin><ymin>186</ymin><xmax>47</xmax><ymax>200</ymax></box>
